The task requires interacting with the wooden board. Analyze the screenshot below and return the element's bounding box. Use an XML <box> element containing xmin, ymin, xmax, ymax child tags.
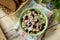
<box><xmin>0</xmin><ymin>25</ymin><xmax>7</xmax><ymax>40</ymax></box>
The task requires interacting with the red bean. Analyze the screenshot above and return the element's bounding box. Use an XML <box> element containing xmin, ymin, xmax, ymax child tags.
<box><xmin>21</xmin><ymin>18</ymin><xmax>23</xmax><ymax>22</ymax></box>
<box><xmin>35</xmin><ymin>19</ymin><xmax>39</xmax><ymax>24</ymax></box>
<box><xmin>25</xmin><ymin>29</ymin><xmax>28</xmax><ymax>32</ymax></box>
<box><xmin>39</xmin><ymin>23</ymin><xmax>45</xmax><ymax>31</ymax></box>
<box><xmin>34</xmin><ymin>31</ymin><xmax>37</xmax><ymax>34</ymax></box>
<box><xmin>31</xmin><ymin>13</ymin><xmax>34</xmax><ymax>18</ymax></box>
<box><xmin>35</xmin><ymin>11</ymin><xmax>38</xmax><ymax>14</ymax></box>
<box><xmin>29</xmin><ymin>31</ymin><xmax>32</xmax><ymax>33</ymax></box>
<box><xmin>25</xmin><ymin>24</ymin><xmax>28</xmax><ymax>27</ymax></box>
<box><xmin>25</xmin><ymin>15</ymin><xmax>28</xmax><ymax>20</ymax></box>
<box><xmin>29</xmin><ymin>22</ymin><xmax>32</xmax><ymax>27</ymax></box>
<box><xmin>30</xmin><ymin>9</ymin><xmax>35</xmax><ymax>11</ymax></box>
<box><xmin>33</xmin><ymin>24</ymin><xmax>37</xmax><ymax>29</ymax></box>
<box><xmin>40</xmin><ymin>25</ymin><xmax>44</xmax><ymax>31</ymax></box>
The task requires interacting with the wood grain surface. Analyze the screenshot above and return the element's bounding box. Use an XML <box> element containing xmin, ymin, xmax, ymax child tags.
<box><xmin>0</xmin><ymin>25</ymin><xmax>7</xmax><ymax>40</ymax></box>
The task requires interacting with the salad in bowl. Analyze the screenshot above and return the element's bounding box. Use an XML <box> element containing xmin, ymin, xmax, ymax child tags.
<box><xmin>19</xmin><ymin>8</ymin><xmax>48</xmax><ymax>36</ymax></box>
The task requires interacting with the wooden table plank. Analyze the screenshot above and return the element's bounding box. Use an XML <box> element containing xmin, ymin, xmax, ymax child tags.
<box><xmin>0</xmin><ymin>25</ymin><xmax>7</xmax><ymax>40</ymax></box>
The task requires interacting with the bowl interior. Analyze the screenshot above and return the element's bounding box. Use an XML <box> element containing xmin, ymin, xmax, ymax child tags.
<box><xmin>19</xmin><ymin>8</ymin><xmax>48</xmax><ymax>36</ymax></box>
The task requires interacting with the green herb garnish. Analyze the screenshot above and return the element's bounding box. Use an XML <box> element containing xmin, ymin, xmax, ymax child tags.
<box><xmin>51</xmin><ymin>0</ymin><xmax>60</xmax><ymax>9</ymax></box>
<box><xmin>42</xmin><ymin>0</ymin><xmax>46</xmax><ymax>3</ymax></box>
<box><xmin>55</xmin><ymin>9</ymin><xmax>60</xmax><ymax>22</ymax></box>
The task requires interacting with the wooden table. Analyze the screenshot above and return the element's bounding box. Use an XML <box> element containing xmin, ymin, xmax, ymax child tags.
<box><xmin>0</xmin><ymin>25</ymin><xmax>7</xmax><ymax>40</ymax></box>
